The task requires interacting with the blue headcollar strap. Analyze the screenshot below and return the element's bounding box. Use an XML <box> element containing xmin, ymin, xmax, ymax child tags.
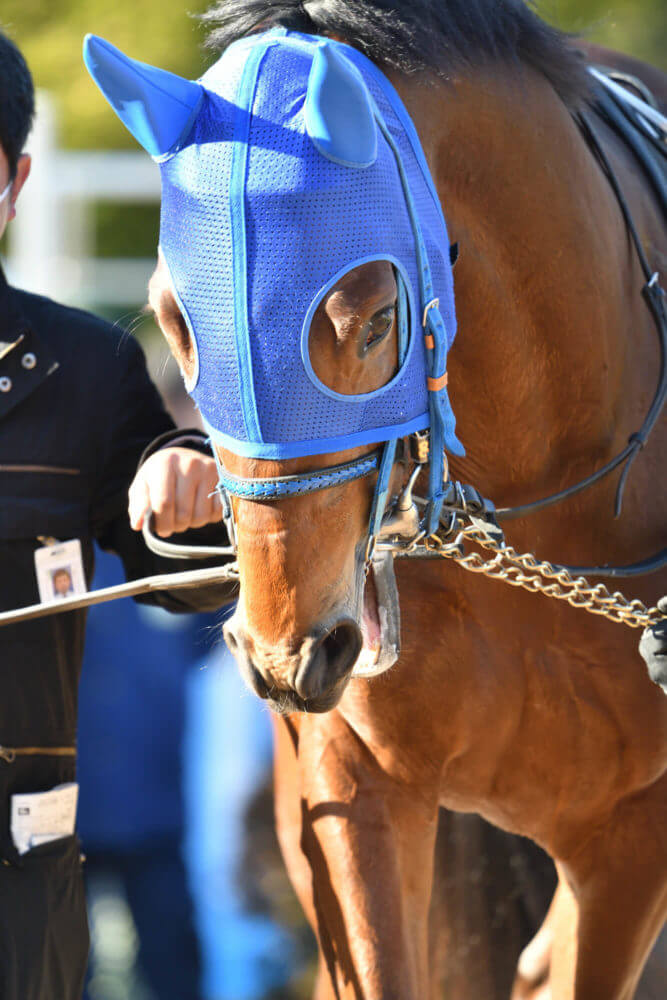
<box><xmin>215</xmin><ymin>449</ymin><xmax>380</xmax><ymax>500</ymax></box>
<box><xmin>373</xmin><ymin>112</ymin><xmax>454</xmax><ymax>536</ymax></box>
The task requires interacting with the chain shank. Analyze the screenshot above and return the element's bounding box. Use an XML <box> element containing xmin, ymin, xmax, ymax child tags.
<box><xmin>418</xmin><ymin>523</ymin><xmax>664</xmax><ymax>629</ymax></box>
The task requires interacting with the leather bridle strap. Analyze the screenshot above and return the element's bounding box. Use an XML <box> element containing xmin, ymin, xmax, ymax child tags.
<box><xmin>560</xmin><ymin>548</ymin><xmax>667</xmax><ymax>579</ymax></box>
<box><xmin>496</xmin><ymin>99</ymin><xmax>666</xmax><ymax>528</ymax></box>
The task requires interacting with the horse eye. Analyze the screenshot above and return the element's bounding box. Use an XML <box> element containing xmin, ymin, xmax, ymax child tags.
<box><xmin>363</xmin><ymin>306</ymin><xmax>395</xmax><ymax>351</ymax></box>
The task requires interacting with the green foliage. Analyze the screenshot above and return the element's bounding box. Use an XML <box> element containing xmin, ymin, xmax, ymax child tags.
<box><xmin>542</xmin><ymin>0</ymin><xmax>667</xmax><ymax>68</ymax></box>
<box><xmin>1</xmin><ymin>2</ymin><xmax>664</xmax><ymax>151</ymax></box>
<box><xmin>1</xmin><ymin>0</ymin><xmax>211</xmax><ymax>148</ymax></box>
<box><xmin>93</xmin><ymin>201</ymin><xmax>160</xmax><ymax>258</ymax></box>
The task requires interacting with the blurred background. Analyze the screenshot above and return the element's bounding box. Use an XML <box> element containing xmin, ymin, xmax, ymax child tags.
<box><xmin>0</xmin><ymin>2</ymin><xmax>664</xmax><ymax>999</ymax></box>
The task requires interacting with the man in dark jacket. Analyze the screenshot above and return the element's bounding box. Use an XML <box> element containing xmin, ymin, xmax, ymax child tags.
<box><xmin>0</xmin><ymin>29</ymin><xmax>233</xmax><ymax>1000</ymax></box>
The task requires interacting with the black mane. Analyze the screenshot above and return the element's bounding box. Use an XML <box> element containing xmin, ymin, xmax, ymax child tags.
<box><xmin>202</xmin><ymin>0</ymin><xmax>590</xmax><ymax>108</ymax></box>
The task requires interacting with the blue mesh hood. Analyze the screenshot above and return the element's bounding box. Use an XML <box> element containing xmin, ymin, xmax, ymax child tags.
<box><xmin>155</xmin><ymin>29</ymin><xmax>461</xmax><ymax>459</ymax></box>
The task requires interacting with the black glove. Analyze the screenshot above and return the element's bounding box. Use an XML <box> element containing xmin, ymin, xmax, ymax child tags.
<box><xmin>639</xmin><ymin>597</ymin><xmax>667</xmax><ymax>696</ymax></box>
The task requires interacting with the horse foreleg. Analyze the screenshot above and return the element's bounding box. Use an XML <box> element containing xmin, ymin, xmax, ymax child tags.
<box><xmin>273</xmin><ymin>716</ymin><xmax>338</xmax><ymax>1000</ymax></box>
<box><xmin>548</xmin><ymin>776</ymin><xmax>667</xmax><ymax>1000</ymax></box>
<box><xmin>274</xmin><ymin>711</ymin><xmax>439</xmax><ymax>999</ymax></box>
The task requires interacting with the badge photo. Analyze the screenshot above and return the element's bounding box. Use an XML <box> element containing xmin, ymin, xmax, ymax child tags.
<box><xmin>34</xmin><ymin>539</ymin><xmax>87</xmax><ymax>604</ymax></box>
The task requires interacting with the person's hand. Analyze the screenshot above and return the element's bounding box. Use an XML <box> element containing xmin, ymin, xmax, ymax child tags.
<box><xmin>129</xmin><ymin>447</ymin><xmax>221</xmax><ymax>537</ymax></box>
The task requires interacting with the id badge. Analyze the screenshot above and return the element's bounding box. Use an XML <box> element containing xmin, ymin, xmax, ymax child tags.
<box><xmin>34</xmin><ymin>539</ymin><xmax>87</xmax><ymax>604</ymax></box>
<box><xmin>11</xmin><ymin>782</ymin><xmax>79</xmax><ymax>855</ymax></box>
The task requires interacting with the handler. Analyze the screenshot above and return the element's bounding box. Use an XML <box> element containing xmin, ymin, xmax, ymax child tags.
<box><xmin>0</xmin><ymin>28</ymin><xmax>233</xmax><ymax>1000</ymax></box>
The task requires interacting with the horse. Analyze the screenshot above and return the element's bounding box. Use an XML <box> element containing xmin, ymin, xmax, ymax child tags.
<box><xmin>84</xmin><ymin>3</ymin><xmax>666</xmax><ymax>996</ymax></box>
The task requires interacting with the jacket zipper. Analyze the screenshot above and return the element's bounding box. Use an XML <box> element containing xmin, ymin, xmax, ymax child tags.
<box><xmin>0</xmin><ymin>746</ymin><xmax>76</xmax><ymax>764</ymax></box>
<box><xmin>0</xmin><ymin>465</ymin><xmax>80</xmax><ymax>476</ymax></box>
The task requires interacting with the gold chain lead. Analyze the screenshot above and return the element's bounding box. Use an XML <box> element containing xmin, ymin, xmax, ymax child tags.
<box><xmin>423</xmin><ymin>524</ymin><xmax>665</xmax><ymax>629</ymax></box>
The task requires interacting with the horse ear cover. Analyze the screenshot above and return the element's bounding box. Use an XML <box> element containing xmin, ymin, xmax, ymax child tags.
<box><xmin>305</xmin><ymin>44</ymin><xmax>378</xmax><ymax>168</ymax></box>
<box><xmin>83</xmin><ymin>34</ymin><xmax>203</xmax><ymax>158</ymax></box>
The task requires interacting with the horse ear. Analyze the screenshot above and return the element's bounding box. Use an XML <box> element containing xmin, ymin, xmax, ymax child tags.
<box><xmin>83</xmin><ymin>34</ymin><xmax>203</xmax><ymax>158</ymax></box>
<box><xmin>305</xmin><ymin>45</ymin><xmax>377</xmax><ymax>168</ymax></box>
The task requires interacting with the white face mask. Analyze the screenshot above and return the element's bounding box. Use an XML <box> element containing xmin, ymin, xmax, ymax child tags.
<box><xmin>0</xmin><ymin>179</ymin><xmax>12</xmax><ymax>203</ymax></box>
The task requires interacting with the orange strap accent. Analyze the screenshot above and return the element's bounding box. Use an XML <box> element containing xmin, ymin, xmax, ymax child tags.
<box><xmin>427</xmin><ymin>372</ymin><xmax>448</xmax><ymax>391</ymax></box>
<box><xmin>424</xmin><ymin>333</ymin><xmax>435</xmax><ymax>350</ymax></box>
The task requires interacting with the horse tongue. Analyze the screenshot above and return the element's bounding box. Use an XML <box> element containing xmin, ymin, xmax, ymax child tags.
<box><xmin>361</xmin><ymin>567</ymin><xmax>382</xmax><ymax>653</ymax></box>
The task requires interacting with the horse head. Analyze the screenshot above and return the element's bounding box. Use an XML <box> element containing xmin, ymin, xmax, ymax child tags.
<box><xmin>84</xmin><ymin>29</ymin><xmax>462</xmax><ymax>712</ymax></box>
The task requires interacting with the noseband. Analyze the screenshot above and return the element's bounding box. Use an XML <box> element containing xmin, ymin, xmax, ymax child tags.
<box><xmin>213</xmin><ymin>443</ymin><xmax>399</xmax><ymax>565</ymax></box>
<box><xmin>216</xmin><ymin>450</ymin><xmax>381</xmax><ymax>499</ymax></box>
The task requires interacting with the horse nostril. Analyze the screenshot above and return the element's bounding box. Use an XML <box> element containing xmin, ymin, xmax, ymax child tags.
<box><xmin>224</xmin><ymin>627</ymin><xmax>238</xmax><ymax>655</ymax></box>
<box><xmin>295</xmin><ymin>621</ymin><xmax>363</xmax><ymax>703</ymax></box>
<box><xmin>321</xmin><ymin>623</ymin><xmax>362</xmax><ymax>678</ymax></box>
<box><xmin>223</xmin><ymin>620</ymin><xmax>269</xmax><ymax>699</ymax></box>
<box><xmin>249</xmin><ymin>665</ymin><xmax>270</xmax><ymax>700</ymax></box>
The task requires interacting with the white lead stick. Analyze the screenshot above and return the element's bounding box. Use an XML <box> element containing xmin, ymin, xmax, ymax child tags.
<box><xmin>0</xmin><ymin>565</ymin><xmax>238</xmax><ymax>628</ymax></box>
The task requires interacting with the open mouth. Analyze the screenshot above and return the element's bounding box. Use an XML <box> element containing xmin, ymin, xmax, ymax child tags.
<box><xmin>232</xmin><ymin>552</ymin><xmax>401</xmax><ymax>714</ymax></box>
<box><xmin>353</xmin><ymin>551</ymin><xmax>401</xmax><ymax>678</ymax></box>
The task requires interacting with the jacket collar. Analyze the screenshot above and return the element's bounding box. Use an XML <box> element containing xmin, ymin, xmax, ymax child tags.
<box><xmin>0</xmin><ymin>264</ymin><xmax>59</xmax><ymax>422</ymax></box>
<box><xmin>0</xmin><ymin>263</ymin><xmax>28</xmax><ymax>355</ymax></box>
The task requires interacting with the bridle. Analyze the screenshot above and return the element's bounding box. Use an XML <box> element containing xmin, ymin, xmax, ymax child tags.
<box><xmin>0</xmin><ymin>70</ymin><xmax>665</xmax><ymax>630</ymax></box>
<box><xmin>199</xmin><ymin>71</ymin><xmax>667</xmax><ymax>576</ymax></box>
<box><xmin>189</xmin><ymin>75</ymin><xmax>667</xmax><ymax>585</ymax></box>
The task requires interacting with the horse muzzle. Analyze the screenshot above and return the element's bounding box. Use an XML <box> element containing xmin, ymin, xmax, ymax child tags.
<box><xmin>223</xmin><ymin>614</ymin><xmax>363</xmax><ymax>714</ymax></box>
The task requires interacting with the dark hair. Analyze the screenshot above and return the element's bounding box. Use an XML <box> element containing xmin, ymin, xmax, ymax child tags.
<box><xmin>202</xmin><ymin>0</ymin><xmax>589</xmax><ymax>109</ymax></box>
<box><xmin>0</xmin><ymin>28</ymin><xmax>35</xmax><ymax>176</ymax></box>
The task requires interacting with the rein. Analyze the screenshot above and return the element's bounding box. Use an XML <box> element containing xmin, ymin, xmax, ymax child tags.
<box><xmin>496</xmin><ymin>89</ymin><xmax>666</xmax><ymax>538</ymax></box>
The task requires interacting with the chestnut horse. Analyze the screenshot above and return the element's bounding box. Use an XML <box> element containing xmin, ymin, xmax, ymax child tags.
<box><xmin>116</xmin><ymin>3</ymin><xmax>666</xmax><ymax>996</ymax></box>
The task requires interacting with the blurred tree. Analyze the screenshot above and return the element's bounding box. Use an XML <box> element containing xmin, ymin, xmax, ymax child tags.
<box><xmin>1</xmin><ymin>1</ymin><xmax>665</xmax><ymax>151</ymax></box>
<box><xmin>546</xmin><ymin>0</ymin><xmax>667</xmax><ymax>68</ymax></box>
<box><xmin>1</xmin><ymin>0</ymin><xmax>211</xmax><ymax>148</ymax></box>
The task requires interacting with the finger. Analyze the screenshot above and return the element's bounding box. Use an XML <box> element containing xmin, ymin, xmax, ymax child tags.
<box><xmin>190</xmin><ymin>477</ymin><xmax>222</xmax><ymax>529</ymax></box>
<box><xmin>190</xmin><ymin>460</ymin><xmax>221</xmax><ymax>528</ymax></box>
<box><xmin>171</xmin><ymin>462</ymin><xmax>198</xmax><ymax>534</ymax></box>
<box><xmin>128</xmin><ymin>474</ymin><xmax>151</xmax><ymax>531</ymax></box>
<box><xmin>149</xmin><ymin>452</ymin><xmax>178</xmax><ymax>537</ymax></box>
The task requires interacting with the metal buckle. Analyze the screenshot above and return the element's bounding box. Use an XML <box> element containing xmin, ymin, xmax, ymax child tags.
<box><xmin>364</xmin><ymin>533</ymin><xmax>377</xmax><ymax>567</ymax></box>
<box><xmin>422</xmin><ymin>297</ymin><xmax>440</xmax><ymax>328</ymax></box>
<box><xmin>218</xmin><ymin>486</ymin><xmax>237</xmax><ymax>553</ymax></box>
<box><xmin>409</xmin><ymin>431</ymin><xmax>430</xmax><ymax>464</ymax></box>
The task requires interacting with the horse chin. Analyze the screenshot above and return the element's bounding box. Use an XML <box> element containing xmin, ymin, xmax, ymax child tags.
<box><xmin>354</xmin><ymin>551</ymin><xmax>401</xmax><ymax>679</ymax></box>
<box><xmin>265</xmin><ymin>683</ymin><xmax>350</xmax><ymax>716</ymax></box>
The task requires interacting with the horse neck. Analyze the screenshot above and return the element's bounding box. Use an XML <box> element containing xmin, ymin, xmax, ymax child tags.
<box><xmin>395</xmin><ymin>64</ymin><xmax>642</xmax><ymax>511</ymax></box>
